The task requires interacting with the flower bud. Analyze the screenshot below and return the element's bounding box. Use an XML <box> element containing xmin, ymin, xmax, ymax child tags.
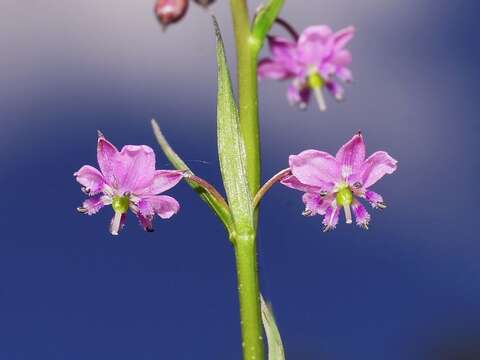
<box><xmin>193</xmin><ymin>0</ymin><xmax>216</xmax><ymax>7</ymax></box>
<box><xmin>154</xmin><ymin>0</ymin><xmax>189</xmax><ymax>28</ymax></box>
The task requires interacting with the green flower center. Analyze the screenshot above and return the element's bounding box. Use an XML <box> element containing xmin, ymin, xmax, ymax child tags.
<box><xmin>112</xmin><ymin>195</ymin><xmax>130</xmax><ymax>214</ymax></box>
<box><xmin>336</xmin><ymin>186</ymin><xmax>353</xmax><ymax>207</ymax></box>
<box><xmin>307</xmin><ymin>71</ymin><xmax>325</xmax><ymax>89</ymax></box>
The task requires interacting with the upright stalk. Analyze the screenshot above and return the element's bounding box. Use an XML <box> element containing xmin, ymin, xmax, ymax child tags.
<box><xmin>230</xmin><ymin>1</ymin><xmax>264</xmax><ymax>359</ymax></box>
<box><xmin>234</xmin><ymin>232</ymin><xmax>264</xmax><ymax>360</ymax></box>
<box><xmin>230</xmin><ymin>0</ymin><xmax>261</xmax><ymax>196</ymax></box>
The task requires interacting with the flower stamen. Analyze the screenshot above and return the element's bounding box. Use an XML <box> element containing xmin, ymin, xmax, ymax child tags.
<box><xmin>343</xmin><ymin>203</ymin><xmax>352</xmax><ymax>224</ymax></box>
<box><xmin>323</xmin><ymin>211</ymin><xmax>336</xmax><ymax>232</ymax></box>
<box><xmin>376</xmin><ymin>202</ymin><xmax>387</xmax><ymax>209</ymax></box>
<box><xmin>312</xmin><ymin>86</ymin><xmax>326</xmax><ymax>112</ymax></box>
<box><xmin>353</xmin><ymin>182</ymin><xmax>362</xmax><ymax>189</ymax></box>
<box><xmin>302</xmin><ymin>209</ymin><xmax>313</xmax><ymax>216</ymax></box>
<box><xmin>110</xmin><ymin>211</ymin><xmax>123</xmax><ymax>236</ymax></box>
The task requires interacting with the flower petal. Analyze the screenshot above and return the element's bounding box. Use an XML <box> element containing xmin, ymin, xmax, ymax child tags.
<box><xmin>141</xmin><ymin>170</ymin><xmax>184</xmax><ymax>195</ymax></box>
<box><xmin>139</xmin><ymin>195</ymin><xmax>180</xmax><ymax>219</ymax></box>
<box><xmin>351</xmin><ymin>200</ymin><xmax>370</xmax><ymax>229</ymax></box>
<box><xmin>267</xmin><ymin>36</ymin><xmax>302</xmax><ymax>75</ymax></box>
<box><xmin>318</xmin><ymin>62</ymin><xmax>336</xmax><ymax>78</ymax></box>
<box><xmin>97</xmin><ymin>135</ymin><xmax>121</xmax><ymax>187</ymax></box>
<box><xmin>117</xmin><ymin>145</ymin><xmax>156</xmax><ymax>193</ymax></box>
<box><xmin>97</xmin><ymin>135</ymin><xmax>158</xmax><ymax>194</ymax></box>
<box><xmin>289</xmin><ymin>150</ymin><xmax>340</xmax><ymax>189</ymax></box>
<box><xmin>299</xmin><ymin>25</ymin><xmax>333</xmax><ymax>44</ymax></box>
<box><xmin>332</xmin><ymin>26</ymin><xmax>355</xmax><ymax>52</ymax></box>
<box><xmin>360</xmin><ymin>151</ymin><xmax>398</xmax><ymax>188</ymax></box>
<box><xmin>364</xmin><ymin>190</ymin><xmax>386</xmax><ymax>209</ymax></box>
<box><xmin>322</xmin><ymin>204</ymin><xmax>339</xmax><ymax>232</ymax></box>
<box><xmin>297</xmin><ymin>25</ymin><xmax>334</xmax><ymax>65</ymax></box>
<box><xmin>336</xmin><ymin>66</ymin><xmax>353</xmax><ymax>82</ymax></box>
<box><xmin>302</xmin><ymin>193</ymin><xmax>331</xmax><ymax>216</ymax></box>
<box><xmin>258</xmin><ymin>58</ymin><xmax>292</xmax><ymax>80</ymax></box>
<box><xmin>287</xmin><ymin>81</ymin><xmax>311</xmax><ymax>109</ymax></box>
<box><xmin>137</xmin><ymin>213</ymin><xmax>154</xmax><ymax>232</ymax></box>
<box><xmin>325</xmin><ymin>81</ymin><xmax>345</xmax><ymax>101</ymax></box>
<box><xmin>335</xmin><ymin>133</ymin><xmax>366</xmax><ymax>179</ymax></box>
<box><xmin>78</xmin><ymin>195</ymin><xmax>110</xmax><ymax>215</ymax></box>
<box><xmin>331</xmin><ymin>50</ymin><xmax>353</xmax><ymax>72</ymax></box>
<box><xmin>268</xmin><ymin>35</ymin><xmax>297</xmax><ymax>60</ymax></box>
<box><xmin>74</xmin><ymin>165</ymin><xmax>105</xmax><ymax>195</ymax></box>
<box><xmin>281</xmin><ymin>174</ymin><xmax>323</xmax><ymax>193</ymax></box>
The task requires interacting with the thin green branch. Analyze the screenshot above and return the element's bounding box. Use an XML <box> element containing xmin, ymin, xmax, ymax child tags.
<box><xmin>151</xmin><ymin>119</ymin><xmax>234</xmax><ymax>235</ymax></box>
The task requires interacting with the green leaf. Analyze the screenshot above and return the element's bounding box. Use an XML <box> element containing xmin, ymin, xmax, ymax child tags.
<box><xmin>214</xmin><ymin>17</ymin><xmax>254</xmax><ymax>232</ymax></box>
<box><xmin>251</xmin><ymin>0</ymin><xmax>285</xmax><ymax>54</ymax></box>
<box><xmin>151</xmin><ymin>119</ymin><xmax>234</xmax><ymax>234</ymax></box>
<box><xmin>261</xmin><ymin>295</ymin><xmax>286</xmax><ymax>360</ymax></box>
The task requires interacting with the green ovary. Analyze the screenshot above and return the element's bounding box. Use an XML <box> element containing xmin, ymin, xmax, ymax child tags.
<box><xmin>308</xmin><ymin>72</ymin><xmax>325</xmax><ymax>89</ymax></box>
<box><xmin>112</xmin><ymin>195</ymin><xmax>130</xmax><ymax>214</ymax></box>
<box><xmin>336</xmin><ymin>187</ymin><xmax>353</xmax><ymax>207</ymax></box>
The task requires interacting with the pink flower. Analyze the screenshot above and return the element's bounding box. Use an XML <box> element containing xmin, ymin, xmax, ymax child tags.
<box><xmin>74</xmin><ymin>133</ymin><xmax>184</xmax><ymax>235</ymax></box>
<box><xmin>258</xmin><ymin>25</ymin><xmax>355</xmax><ymax>111</ymax></box>
<box><xmin>281</xmin><ymin>133</ymin><xmax>397</xmax><ymax>231</ymax></box>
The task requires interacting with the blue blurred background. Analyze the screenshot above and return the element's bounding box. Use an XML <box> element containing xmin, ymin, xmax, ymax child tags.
<box><xmin>1</xmin><ymin>0</ymin><xmax>479</xmax><ymax>359</ymax></box>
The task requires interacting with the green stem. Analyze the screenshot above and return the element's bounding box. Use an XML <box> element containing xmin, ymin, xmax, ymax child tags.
<box><xmin>230</xmin><ymin>1</ymin><xmax>264</xmax><ymax>359</ymax></box>
<box><xmin>230</xmin><ymin>0</ymin><xmax>261</xmax><ymax>197</ymax></box>
<box><xmin>234</xmin><ymin>232</ymin><xmax>264</xmax><ymax>360</ymax></box>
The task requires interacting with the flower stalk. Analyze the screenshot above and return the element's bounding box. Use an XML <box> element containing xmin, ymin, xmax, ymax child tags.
<box><xmin>184</xmin><ymin>174</ymin><xmax>229</xmax><ymax>210</ymax></box>
<box><xmin>273</xmin><ymin>17</ymin><xmax>299</xmax><ymax>40</ymax></box>
<box><xmin>253</xmin><ymin>168</ymin><xmax>291</xmax><ymax>208</ymax></box>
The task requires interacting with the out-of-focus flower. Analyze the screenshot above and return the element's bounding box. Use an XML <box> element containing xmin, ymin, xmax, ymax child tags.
<box><xmin>281</xmin><ymin>133</ymin><xmax>397</xmax><ymax>231</ymax></box>
<box><xmin>74</xmin><ymin>133</ymin><xmax>184</xmax><ymax>235</ymax></box>
<box><xmin>154</xmin><ymin>0</ymin><xmax>215</xmax><ymax>29</ymax></box>
<box><xmin>258</xmin><ymin>25</ymin><xmax>355</xmax><ymax>111</ymax></box>
<box><xmin>154</xmin><ymin>0</ymin><xmax>189</xmax><ymax>29</ymax></box>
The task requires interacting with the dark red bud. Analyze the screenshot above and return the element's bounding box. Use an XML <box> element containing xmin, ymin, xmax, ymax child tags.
<box><xmin>154</xmin><ymin>0</ymin><xmax>189</xmax><ymax>28</ymax></box>
<box><xmin>193</xmin><ymin>0</ymin><xmax>216</xmax><ymax>7</ymax></box>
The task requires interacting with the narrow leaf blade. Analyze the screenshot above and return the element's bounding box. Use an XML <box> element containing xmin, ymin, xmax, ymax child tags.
<box><xmin>251</xmin><ymin>0</ymin><xmax>285</xmax><ymax>53</ymax></box>
<box><xmin>261</xmin><ymin>295</ymin><xmax>286</xmax><ymax>360</ymax></box>
<box><xmin>214</xmin><ymin>17</ymin><xmax>253</xmax><ymax>230</ymax></box>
